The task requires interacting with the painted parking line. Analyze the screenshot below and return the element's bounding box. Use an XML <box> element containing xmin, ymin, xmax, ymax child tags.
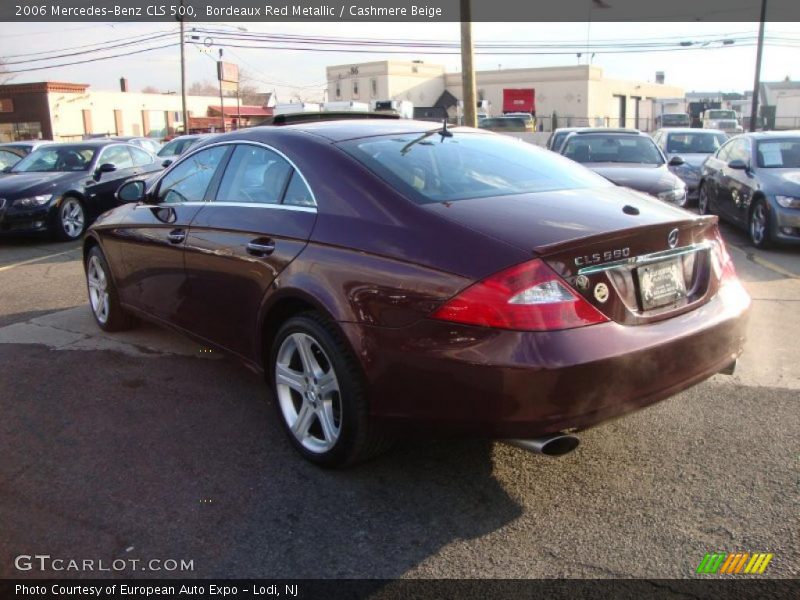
<box><xmin>0</xmin><ymin>249</ymin><xmax>80</xmax><ymax>274</ymax></box>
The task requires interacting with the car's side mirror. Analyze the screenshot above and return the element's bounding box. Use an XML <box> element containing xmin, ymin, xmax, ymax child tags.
<box><xmin>161</xmin><ymin>159</ymin><xmax>173</xmax><ymax>168</ymax></box>
<box><xmin>668</xmin><ymin>155</ymin><xmax>685</xmax><ymax>166</ymax></box>
<box><xmin>94</xmin><ymin>162</ymin><xmax>117</xmax><ymax>180</ymax></box>
<box><xmin>117</xmin><ymin>180</ymin><xmax>146</xmax><ymax>203</ymax></box>
<box><xmin>727</xmin><ymin>159</ymin><xmax>748</xmax><ymax>170</ymax></box>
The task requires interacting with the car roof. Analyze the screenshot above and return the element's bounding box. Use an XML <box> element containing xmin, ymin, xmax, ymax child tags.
<box><xmin>573</xmin><ymin>128</ymin><xmax>642</xmax><ymax>135</ymax></box>
<box><xmin>31</xmin><ymin>140</ymin><xmax>130</xmax><ymax>148</ymax></box>
<box><xmin>744</xmin><ymin>130</ymin><xmax>800</xmax><ymax>139</ymax></box>
<box><xmin>270</xmin><ymin>119</ymin><xmax>487</xmax><ymax>142</ymax></box>
<box><xmin>661</xmin><ymin>128</ymin><xmax>726</xmax><ymax>134</ymax></box>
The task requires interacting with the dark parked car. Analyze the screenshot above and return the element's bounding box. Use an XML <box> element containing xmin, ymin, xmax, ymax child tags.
<box><xmin>653</xmin><ymin>128</ymin><xmax>728</xmax><ymax>203</ymax></box>
<box><xmin>546</xmin><ymin>127</ymin><xmax>585</xmax><ymax>152</ymax></box>
<box><xmin>479</xmin><ymin>116</ymin><xmax>534</xmax><ymax>133</ymax></box>
<box><xmin>157</xmin><ymin>134</ymin><xmax>212</xmax><ymax>167</ymax></box>
<box><xmin>699</xmin><ymin>131</ymin><xmax>800</xmax><ymax>248</ymax></box>
<box><xmin>83</xmin><ymin>120</ymin><xmax>750</xmax><ymax>466</ymax></box>
<box><xmin>561</xmin><ymin>129</ymin><xmax>690</xmax><ymax>207</ymax></box>
<box><xmin>0</xmin><ymin>141</ymin><xmax>52</xmax><ymax>171</ymax></box>
<box><xmin>0</xmin><ymin>140</ymin><xmax>161</xmax><ymax>239</ymax></box>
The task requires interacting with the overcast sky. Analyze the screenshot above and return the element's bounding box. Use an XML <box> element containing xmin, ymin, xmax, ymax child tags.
<box><xmin>2</xmin><ymin>21</ymin><xmax>799</xmax><ymax>102</ymax></box>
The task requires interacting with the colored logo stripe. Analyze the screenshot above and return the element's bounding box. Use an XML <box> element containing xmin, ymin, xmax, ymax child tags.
<box><xmin>696</xmin><ymin>552</ymin><xmax>773</xmax><ymax>574</ymax></box>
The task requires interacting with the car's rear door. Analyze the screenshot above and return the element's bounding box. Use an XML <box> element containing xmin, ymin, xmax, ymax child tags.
<box><xmin>106</xmin><ymin>145</ymin><xmax>232</xmax><ymax>321</ymax></box>
<box><xmin>183</xmin><ymin>142</ymin><xmax>317</xmax><ymax>360</ymax></box>
<box><xmin>715</xmin><ymin>138</ymin><xmax>750</xmax><ymax>224</ymax></box>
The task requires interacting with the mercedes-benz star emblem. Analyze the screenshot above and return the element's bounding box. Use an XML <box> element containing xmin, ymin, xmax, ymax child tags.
<box><xmin>667</xmin><ymin>228</ymin><xmax>679</xmax><ymax>249</ymax></box>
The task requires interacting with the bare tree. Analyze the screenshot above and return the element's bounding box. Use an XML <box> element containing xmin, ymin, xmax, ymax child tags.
<box><xmin>188</xmin><ymin>80</ymin><xmax>218</xmax><ymax>96</ymax></box>
<box><xmin>0</xmin><ymin>59</ymin><xmax>13</xmax><ymax>85</ymax></box>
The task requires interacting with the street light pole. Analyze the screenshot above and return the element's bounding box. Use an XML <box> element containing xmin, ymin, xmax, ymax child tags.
<box><xmin>218</xmin><ymin>48</ymin><xmax>225</xmax><ymax>133</ymax></box>
<box><xmin>179</xmin><ymin>0</ymin><xmax>188</xmax><ymax>133</ymax></box>
<box><xmin>460</xmin><ymin>0</ymin><xmax>477</xmax><ymax>128</ymax></box>
<box><xmin>749</xmin><ymin>0</ymin><xmax>767</xmax><ymax>132</ymax></box>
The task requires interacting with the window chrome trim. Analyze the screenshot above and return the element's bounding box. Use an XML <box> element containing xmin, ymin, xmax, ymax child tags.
<box><xmin>577</xmin><ymin>241</ymin><xmax>713</xmax><ymax>275</ymax></box>
<box><xmin>159</xmin><ymin>139</ymin><xmax>318</xmax><ymax>211</ymax></box>
<box><xmin>133</xmin><ymin>201</ymin><xmax>316</xmax><ymax>213</ymax></box>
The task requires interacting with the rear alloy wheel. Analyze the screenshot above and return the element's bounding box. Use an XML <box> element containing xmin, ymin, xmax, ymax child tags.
<box><xmin>85</xmin><ymin>246</ymin><xmax>136</xmax><ymax>332</ymax></box>
<box><xmin>270</xmin><ymin>314</ymin><xmax>392</xmax><ymax>467</ymax></box>
<box><xmin>698</xmin><ymin>182</ymin><xmax>712</xmax><ymax>215</ymax></box>
<box><xmin>749</xmin><ymin>200</ymin><xmax>772</xmax><ymax>249</ymax></box>
<box><xmin>57</xmin><ymin>197</ymin><xmax>86</xmax><ymax>240</ymax></box>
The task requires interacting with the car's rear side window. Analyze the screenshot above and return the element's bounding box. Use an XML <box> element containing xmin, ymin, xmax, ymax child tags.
<box><xmin>282</xmin><ymin>171</ymin><xmax>315</xmax><ymax>207</ymax></box>
<box><xmin>215</xmin><ymin>144</ymin><xmax>293</xmax><ymax>205</ymax></box>
<box><xmin>339</xmin><ymin>132</ymin><xmax>610</xmax><ymax>204</ymax></box>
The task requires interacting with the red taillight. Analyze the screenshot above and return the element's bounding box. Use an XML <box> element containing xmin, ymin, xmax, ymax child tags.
<box><xmin>712</xmin><ymin>226</ymin><xmax>751</xmax><ymax>309</ymax></box>
<box><xmin>431</xmin><ymin>259</ymin><xmax>608</xmax><ymax>331</ymax></box>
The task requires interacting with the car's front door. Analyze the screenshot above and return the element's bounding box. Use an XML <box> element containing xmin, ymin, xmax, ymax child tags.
<box><xmin>703</xmin><ymin>140</ymin><xmax>733</xmax><ymax>214</ymax></box>
<box><xmin>108</xmin><ymin>145</ymin><xmax>232</xmax><ymax>322</ymax></box>
<box><xmin>716</xmin><ymin>138</ymin><xmax>751</xmax><ymax>225</ymax></box>
<box><xmin>183</xmin><ymin>142</ymin><xmax>318</xmax><ymax>360</ymax></box>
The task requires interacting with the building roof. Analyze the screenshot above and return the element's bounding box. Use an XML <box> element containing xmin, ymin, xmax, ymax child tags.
<box><xmin>208</xmin><ymin>105</ymin><xmax>273</xmax><ymax>117</ymax></box>
<box><xmin>0</xmin><ymin>82</ymin><xmax>89</xmax><ymax>94</ymax></box>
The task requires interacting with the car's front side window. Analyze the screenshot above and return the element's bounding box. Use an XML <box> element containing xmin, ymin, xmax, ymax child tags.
<box><xmin>157</xmin><ymin>146</ymin><xmax>229</xmax><ymax>204</ymax></box>
<box><xmin>98</xmin><ymin>145</ymin><xmax>134</xmax><ymax>170</ymax></box>
<box><xmin>215</xmin><ymin>144</ymin><xmax>293</xmax><ymax>205</ymax></box>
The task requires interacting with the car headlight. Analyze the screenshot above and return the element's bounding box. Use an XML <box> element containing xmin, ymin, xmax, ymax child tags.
<box><xmin>657</xmin><ymin>186</ymin><xmax>687</xmax><ymax>203</ymax></box>
<box><xmin>776</xmin><ymin>195</ymin><xmax>800</xmax><ymax>209</ymax></box>
<box><xmin>12</xmin><ymin>194</ymin><xmax>53</xmax><ymax>208</ymax></box>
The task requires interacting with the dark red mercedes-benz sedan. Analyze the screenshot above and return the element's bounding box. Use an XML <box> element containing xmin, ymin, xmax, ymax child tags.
<box><xmin>83</xmin><ymin>119</ymin><xmax>750</xmax><ymax>466</ymax></box>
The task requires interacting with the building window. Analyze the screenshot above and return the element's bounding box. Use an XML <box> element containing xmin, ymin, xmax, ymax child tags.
<box><xmin>335</xmin><ymin>81</ymin><xmax>341</xmax><ymax>99</ymax></box>
<box><xmin>371</xmin><ymin>78</ymin><xmax>378</xmax><ymax>98</ymax></box>
<box><xmin>352</xmin><ymin>79</ymin><xmax>359</xmax><ymax>97</ymax></box>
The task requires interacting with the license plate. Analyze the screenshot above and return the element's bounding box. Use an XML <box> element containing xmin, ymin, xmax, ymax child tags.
<box><xmin>637</xmin><ymin>259</ymin><xmax>686</xmax><ymax>310</ymax></box>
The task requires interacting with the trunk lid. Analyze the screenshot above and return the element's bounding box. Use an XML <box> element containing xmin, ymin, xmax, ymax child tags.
<box><xmin>424</xmin><ymin>187</ymin><xmax>720</xmax><ymax>324</ymax></box>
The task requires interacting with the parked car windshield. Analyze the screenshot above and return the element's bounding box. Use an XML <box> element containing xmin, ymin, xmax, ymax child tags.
<box><xmin>479</xmin><ymin>117</ymin><xmax>529</xmax><ymax>131</ymax></box>
<box><xmin>12</xmin><ymin>145</ymin><xmax>96</xmax><ymax>172</ymax></box>
<box><xmin>158</xmin><ymin>137</ymin><xmax>197</xmax><ymax>157</ymax></box>
<box><xmin>340</xmin><ymin>131</ymin><xmax>612</xmax><ymax>203</ymax></box>
<box><xmin>0</xmin><ymin>149</ymin><xmax>22</xmax><ymax>169</ymax></box>
<box><xmin>756</xmin><ymin>139</ymin><xmax>800</xmax><ymax>168</ymax></box>
<box><xmin>562</xmin><ymin>134</ymin><xmax>665</xmax><ymax>165</ymax></box>
<box><xmin>666</xmin><ymin>131</ymin><xmax>727</xmax><ymax>154</ymax></box>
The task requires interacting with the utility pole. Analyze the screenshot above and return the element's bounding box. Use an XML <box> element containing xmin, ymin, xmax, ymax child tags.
<box><xmin>749</xmin><ymin>0</ymin><xmax>767</xmax><ymax>132</ymax></box>
<box><xmin>460</xmin><ymin>0</ymin><xmax>477</xmax><ymax>128</ymax></box>
<box><xmin>179</xmin><ymin>0</ymin><xmax>188</xmax><ymax>133</ymax></box>
<box><xmin>218</xmin><ymin>48</ymin><xmax>225</xmax><ymax>133</ymax></box>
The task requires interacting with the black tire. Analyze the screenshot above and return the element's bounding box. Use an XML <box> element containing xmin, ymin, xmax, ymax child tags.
<box><xmin>748</xmin><ymin>198</ymin><xmax>772</xmax><ymax>249</ymax></box>
<box><xmin>85</xmin><ymin>246</ymin><xmax>136</xmax><ymax>332</ymax></box>
<box><xmin>269</xmin><ymin>312</ymin><xmax>393</xmax><ymax>467</ymax></box>
<box><xmin>53</xmin><ymin>196</ymin><xmax>87</xmax><ymax>241</ymax></box>
<box><xmin>698</xmin><ymin>181</ymin><xmax>712</xmax><ymax>215</ymax></box>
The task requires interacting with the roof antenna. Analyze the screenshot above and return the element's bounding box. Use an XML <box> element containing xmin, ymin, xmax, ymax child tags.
<box><xmin>440</xmin><ymin>117</ymin><xmax>453</xmax><ymax>140</ymax></box>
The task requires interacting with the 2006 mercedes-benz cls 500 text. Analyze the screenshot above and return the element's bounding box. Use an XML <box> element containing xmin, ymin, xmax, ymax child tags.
<box><xmin>83</xmin><ymin>119</ymin><xmax>751</xmax><ymax>466</ymax></box>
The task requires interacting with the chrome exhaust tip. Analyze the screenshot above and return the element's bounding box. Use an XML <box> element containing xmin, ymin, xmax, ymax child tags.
<box><xmin>720</xmin><ymin>359</ymin><xmax>737</xmax><ymax>376</ymax></box>
<box><xmin>505</xmin><ymin>433</ymin><xmax>580</xmax><ymax>457</ymax></box>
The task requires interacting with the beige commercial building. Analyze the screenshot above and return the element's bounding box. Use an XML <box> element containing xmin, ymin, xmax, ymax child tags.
<box><xmin>327</xmin><ymin>61</ymin><xmax>684</xmax><ymax>130</ymax></box>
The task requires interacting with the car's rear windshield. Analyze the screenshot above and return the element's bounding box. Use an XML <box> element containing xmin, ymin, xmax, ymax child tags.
<box><xmin>562</xmin><ymin>134</ymin><xmax>664</xmax><ymax>165</ymax></box>
<box><xmin>339</xmin><ymin>131</ymin><xmax>612</xmax><ymax>204</ymax></box>
<box><xmin>756</xmin><ymin>139</ymin><xmax>800</xmax><ymax>168</ymax></box>
<box><xmin>12</xmin><ymin>145</ymin><xmax>96</xmax><ymax>172</ymax></box>
<box><xmin>666</xmin><ymin>132</ymin><xmax>727</xmax><ymax>154</ymax></box>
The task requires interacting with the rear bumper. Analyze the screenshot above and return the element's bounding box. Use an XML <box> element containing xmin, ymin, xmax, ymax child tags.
<box><xmin>342</xmin><ymin>282</ymin><xmax>750</xmax><ymax>438</ymax></box>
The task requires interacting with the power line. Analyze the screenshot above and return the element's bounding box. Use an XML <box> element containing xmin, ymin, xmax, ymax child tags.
<box><xmin>3</xmin><ymin>42</ymin><xmax>179</xmax><ymax>74</ymax></box>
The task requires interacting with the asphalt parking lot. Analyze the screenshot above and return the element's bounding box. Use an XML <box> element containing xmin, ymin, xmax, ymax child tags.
<box><xmin>0</xmin><ymin>221</ymin><xmax>798</xmax><ymax>579</ymax></box>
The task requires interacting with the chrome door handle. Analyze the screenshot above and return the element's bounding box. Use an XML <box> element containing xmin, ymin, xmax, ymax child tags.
<box><xmin>168</xmin><ymin>229</ymin><xmax>185</xmax><ymax>244</ymax></box>
<box><xmin>246</xmin><ymin>241</ymin><xmax>275</xmax><ymax>256</ymax></box>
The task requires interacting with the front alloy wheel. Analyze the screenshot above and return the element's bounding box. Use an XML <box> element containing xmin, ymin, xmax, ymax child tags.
<box><xmin>59</xmin><ymin>198</ymin><xmax>85</xmax><ymax>240</ymax></box>
<box><xmin>749</xmin><ymin>200</ymin><xmax>771</xmax><ymax>248</ymax></box>
<box><xmin>698</xmin><ymin>182</ymin><xmax>712</xmax><ymax>215</ymax></box>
